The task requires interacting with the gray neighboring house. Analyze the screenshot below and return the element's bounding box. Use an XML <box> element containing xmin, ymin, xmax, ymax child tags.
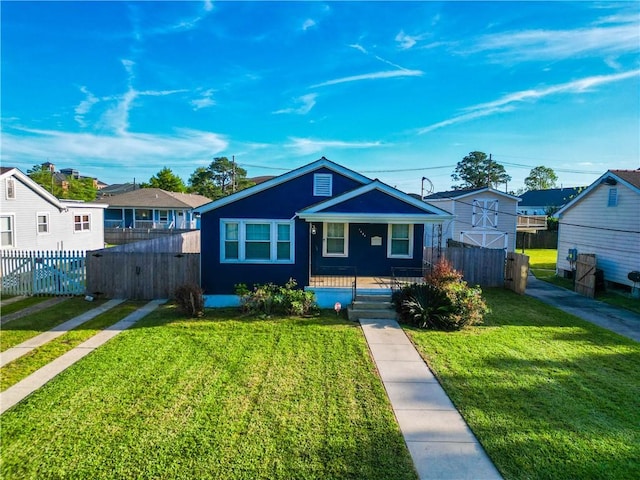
<box><xmin>96</xmin><ymin>188</ymin><xmax>211</xmax><ymax>230</ymax></box>
<box><xmin>555</xmin><ymin>169</ymin><xmax>640</xmax><ymax>288</ymax></box>
<box><xmin>0</xmin><ymin>167</ymin><xmax>106</xmax><ymax>251</ymax></box>
<box><xmin>517</xmin><ymin>187</ymin><xmax>584</xmax><ymax>215</ymax></box>
<box><xmin>424</xmin><ymin>187</ymin><xmax>520</xmax><ymax>251</ymax></box>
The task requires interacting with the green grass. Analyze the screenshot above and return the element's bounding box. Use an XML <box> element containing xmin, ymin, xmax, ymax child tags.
<box><xmin>0</xmin><ymin>296</ymin><xmax>53</xmax><ymax>317</ymax></box>
<box><xmin>0</xmin><ymin>297</ymin><xmax>106</xmax><ymax>351</ymax></box>
<box><xmin>406</xmin><ymin>288</ymin><xmax>640</xmax><ymax>480</ymax></box>
<box><xmin>525</xmin><ymin>249</ymin><xmax>640</xmax><ymax>313</ymax></box>
<box><xmin>1</xmin><ymin>301</ymin><xmax>143</xmax><ymax>391</ymax></box>
<box><xmin>1</xmin><ymin>307</ymin><xmax>416</xmax><ymax>480</ymax></box>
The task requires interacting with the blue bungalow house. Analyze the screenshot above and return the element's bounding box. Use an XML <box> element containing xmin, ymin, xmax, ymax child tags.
<box><xmin>197</xmin><ymin>157</ymin><xmax>453</xmax><ymax>307</ymax></box>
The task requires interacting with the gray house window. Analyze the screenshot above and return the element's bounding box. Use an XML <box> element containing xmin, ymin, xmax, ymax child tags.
<box><xmin>1</xmin><ymin>215</ymin><xmax>15</xmax><ymax>247</ymax></box>
<box><xmin>5</xmin><ymin>178</ymin><xmax>16</xmax><ymax>200</ymax></box>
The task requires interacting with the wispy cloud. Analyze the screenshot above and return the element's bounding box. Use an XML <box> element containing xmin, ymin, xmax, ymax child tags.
<box><xmin>312</xmin><ymin>43</ymin><xmax>423</xmax><ymax>88</ymax></box>
<box><xmin>311</xmin><ymin>70</ymin><xmax>422</xmax><ymax>88</ymax></box>
<box><xmin>418</xmin><ymin>69</ymin><xmax>640</xmax><ymax>134</ymax></box>
<box><xmin>302</xmin><ymin>19</ymin><xmax>316</xmax><ymax>31</ymax></box>
<box><xmin>395</xmin><ymin>30</ymin><xmax>430</xmax><ymax>50</ymax></box>
<box><xmin>273</xmin><ymin>93</ymin><xmax>317</xmax><ymax>115</ymax></box>
<box><xmin>74</xmin><ymin>87</ymin><xmax>99</xmax><ymax>127</ymax></box>
<box><xmin>191</xmin><ymin>89</ymin><xmax>216</xmax><ymax>110</ymax></box>
<box><xmin>287</xmin><ymin>137</ymin><xmax>384</xmax><ymax>155</ymax></box>
<box><xmin>467</xmin><ymin>16</ymin><xmax>639</xmax><ymax>63</ymax></box>
<box><xmin>1</xmin><ymin>126</ymin><xmax>228</xmax><ymax>170</ymax></box>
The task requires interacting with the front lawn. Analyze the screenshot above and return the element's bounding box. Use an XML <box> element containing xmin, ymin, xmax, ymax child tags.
<box><xmin>1</xmin><ymin>307</ymin><xmax>416</xmax><ymax>480</ymax></box>
<box><xmin>406</xmin><ymin>288</ymin><xmax>640</xmax><ymax>480</ymax></box>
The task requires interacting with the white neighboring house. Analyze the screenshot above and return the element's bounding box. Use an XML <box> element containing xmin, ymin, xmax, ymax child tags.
<box><xmin>423</xmin><ymin>187</ymin><xmax>520</xmax><ymax>252</ymax></box>
<box><xmin>0</xmin><ymin>167</ymin><xmax>107</xmax><ymax>251</ymax></box>
<box><xmin>555</xmin><ymin>170</ymin><xmax>640</xmax><ymax>288</ymax></box>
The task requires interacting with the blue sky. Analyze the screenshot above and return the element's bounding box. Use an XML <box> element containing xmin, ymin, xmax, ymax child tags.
<box><xmin>2</xmin><ymin>1</ymin><xmax>639</xmax><ymax>194</ymax></box>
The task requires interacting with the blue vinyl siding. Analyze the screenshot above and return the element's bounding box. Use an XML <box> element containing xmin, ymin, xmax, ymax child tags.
<box><xmin>311</xmin><ymin>223</ymin><xmax>423</xmax><ymax>276</ymax></box>
<box><xmin>323</xmin><ymin>190</ymin><xmax>432</xmax><ymax>214</ymax></box>
<box><xmin>200</xmin><ymin>169</ymin><xmax>363</xmax><ymax>294</ymax></box>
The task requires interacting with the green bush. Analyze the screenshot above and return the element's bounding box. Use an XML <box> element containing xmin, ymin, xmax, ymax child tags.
<box><xmin>235</xmin><ymin>278</ymin><xmax>318</xmax><ymax>317</ymax></box>
<box><xmin>393</xmin><ymin>260</ymin><xmax>489</xmax><ymax>331</ymax></box>
<box><xmin>174</xmin><ymin>283</ymin><xmax>205</xmax><ymax>317</ymax></box>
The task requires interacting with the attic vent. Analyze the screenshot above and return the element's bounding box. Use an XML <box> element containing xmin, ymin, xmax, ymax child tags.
<box><xmin>5</xmin><ymin>178</ymin><xmax>16</xmax><ymax>200</ymax></box>
<box><xmin>313</xmin><ymin>173</ymin><xmax>332</xmax><ymax>197</ymax></box>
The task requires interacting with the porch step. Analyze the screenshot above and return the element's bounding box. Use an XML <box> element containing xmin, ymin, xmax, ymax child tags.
<box><xmin>348</xmin><ymin>293</ymin><xmax>396</xmax><ymax>321</ymax></box>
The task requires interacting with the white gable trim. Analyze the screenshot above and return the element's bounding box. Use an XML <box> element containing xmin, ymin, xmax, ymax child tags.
<box><xmin>196</xmin><ymin>157</ymin><xmax>372</xmax><ymax>214</ymax></box>
<box><xmin>0</xmin><ymin>168</ymin><xmax>67</xmax><ymax>212</ymax></box>
<box><xmin>297</xmin><ymin>180</ymin><xmax>453</xmax><ymax>218</ymax></box>
<box><xmin>555</xmin><ymin>171</ymin><xmax>640</xmax><ymax>218</ymax></box>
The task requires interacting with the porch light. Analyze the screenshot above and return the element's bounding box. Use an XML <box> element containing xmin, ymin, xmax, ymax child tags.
<box><xmin>311</xmin><ymin>224</ymin><xmax>317</xmax><ymax>235</ymax></box>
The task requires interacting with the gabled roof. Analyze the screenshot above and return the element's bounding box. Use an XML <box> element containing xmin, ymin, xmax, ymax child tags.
<box><xmin>0</xmin><ymin>166</ymin><xmax>67</xmax><ymax>212</ymax></box>
<box><xmin>95</xmin><ymin>188</ymin><xmax>211</xmax><ymax>209</ymax></box>
<box><xmin>555</xmin><ymin>169</ymin><xmax>640</xmax><ymax>217</ymax></box>
<box><xmin>196</xmin><ymin>157</ymin><xmax>372</xmax><ymax>214</ymax></box>
<box><xmin>424</xmin><ymin>186</ymin><xmax>520</xmax><ymax>202</ymax></box>
<box><xmin>518</xmin><ymin>187</ymin><xmax>584</xmax><ymax>207</ymax></box>
<box><xmin>297</xmin><ymin>180</ymin><xmax>453</xmax><ymax>223</ymax></box>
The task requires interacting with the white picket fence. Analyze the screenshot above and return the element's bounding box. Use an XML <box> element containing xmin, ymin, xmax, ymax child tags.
<box><xmin>1</xmin><ymin>250</ymin><xmax>86</xmax><ymax>296</ymax></box>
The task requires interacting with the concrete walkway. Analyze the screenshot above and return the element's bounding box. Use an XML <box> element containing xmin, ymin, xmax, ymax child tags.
<box><xmin>526</xmin><ymin>276</ymin><xmax>640</xmax><ymax>342</ymax></box>
<box><xmin>1</xmin><ymin>297</ymin><xmax>68</xmax><ymax>326</ymax></box>
<box><xmin>360</xmin><ymin>318</ymin><xmax>502</xmax><ymax>480</ymax></box>
<box><xmin>1</xmin><ymin>298</ymin><xmax>126</xmax><ymax>368</ymax></box>
<box><xmin>0</xmin><ymin>299</ymin><xmax>165</xmax><ymax>415</ymax></box>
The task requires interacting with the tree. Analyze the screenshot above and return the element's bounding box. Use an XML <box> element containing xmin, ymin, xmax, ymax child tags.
<box><xmin>27</xmin><ymin>165</ymin><xmax>97</xmax><ymax>201</ymax></box>
<box><xmin>451</xmin><ymin>151</ymin><xmax>511</xmax><ymax>189</ymax></box>
<box><xmin>141</xmin><ymin>167</ymin><xmax>186</xmax><ymax>192</ymax></box>
<box><xmin>524</xmin><ymin>166</ymin><xmax>558</xmax><ymax>191</ymax></box>
<box><xmin>188</xmin><ymin>157</ymin><xmax>254</xmax><ymax>200</ymax></box>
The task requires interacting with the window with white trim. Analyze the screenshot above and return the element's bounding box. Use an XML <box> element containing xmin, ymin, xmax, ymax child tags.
<box><xmin>472</xmin><ymin>199</ymin><xmax>498</xmax><ymax>228</ymax></box>
<box><xmin>607</xmin><ymin>188</ymin><xmax>618</xmax><ymax>207</ymax></box>
<box><xmin>221</xmin><ymin>220</ymin><xmax>294</xmax><ymax>263</ymax></box>
<box><xmin>158</xmin><ymin>210</ymin><xmax>169</xmax><ymax>222</ymax></box>
<box><xmin>313</xmin><ymin>173</ymin><xmax>332</xmax><ymax>196</ymax></box>
<box><xmin>388</xmin><ymin>224</ymin><xmax>413</xmax><ymax>258</ymax></box>
<box><xmin>1</xmin><ymin>215</ymin><xmax>15</xmax><ymax>247</ymax></box>
<box><xmin>5</xmin><ymin>178</ymin><xmax>16</xmax><ymax>200</ymax></box>
<box><xmin>74</xmin><ymin>214</ymin><xmax>91</xmax><ymax>232</ymax></box>
<box><xmin>37</xmin><ymin>213</ymin><xmax>50</xmax><ymax>234</ymax></box>
<box><xmin>323</xmin><ymin>222</ymin><xmax>348</xmax><ymax>257</ymax></box>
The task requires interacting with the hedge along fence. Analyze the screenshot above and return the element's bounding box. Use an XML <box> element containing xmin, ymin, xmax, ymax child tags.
<box><xmin>86</xmin><ymin>251</ymin><xmax>200</xmax><ymax>300</ymax></box>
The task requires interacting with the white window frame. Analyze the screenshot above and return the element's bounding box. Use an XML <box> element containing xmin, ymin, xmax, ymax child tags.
<box><xmin>220</xmin><ymin>219</ymin><xmax>295</xmax><ymax>264</ymax></box>
<box><xmin>73</xmin><ymin>213</ymin><xmax>91</xmax><ymax>233</ymax></box>
<box><xmin>1</xmin><ymin>214</ymin><xmax>15</xmax><ymax>248</ymax></box>
<box><xmin>313</xmin><ymin>173</ymin><xmax>333</xmax><ymax>197</ymax></box>
<box><xmin>5</xmin><ymin>178</ymin><xmax>16</xmax><ymax>200</ymax></box>
<box><xmin>607</xmin><ymin>188</ymin><xmax>618</xmax><ymax>207</ymax></box>
<box><xmin>158</xmin><ymin>209</ymin><xmax>169</xmax><ymax>222</ymax></box>
<box><xmin>322</xmin><ymin>222</ymin><xmax>349</xmax><ymax>257</ymax></box>
<box><xmin>37</xmin><ymin>212</ymin><xmax>50</xmax><ymax>235</ymax></box>
<box><xmin>387</xmin><ymin>223</ymin><xmax>414</xmax><ymax>259</ymax></box>
<box><xmin>472</xmin><ymin>199</ymin><xmax>499</xmax><ymax>228</ymax></box>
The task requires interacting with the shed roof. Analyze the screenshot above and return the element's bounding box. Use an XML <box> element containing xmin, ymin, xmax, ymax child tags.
<box><xmin>424</xmin><ymin>187</ymin><xmax>520</xmax><ymax>202</ymax></box>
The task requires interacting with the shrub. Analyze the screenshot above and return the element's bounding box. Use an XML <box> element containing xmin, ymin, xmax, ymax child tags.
<box><xmin>394</xmin><ymin>260</ymin><xmax>489</xmax><ymax>331</ymax></box>
<box><xmin>235</xmin><ymin>278</ymin><xmax>318</xmax><ymax>317</ymax></box>
<box><xmin>174</xmin><ymin>283</ymin><xmax>205</xmax><ymax>317</ymax></box>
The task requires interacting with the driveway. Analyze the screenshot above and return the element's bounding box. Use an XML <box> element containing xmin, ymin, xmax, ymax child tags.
<box><xmin>526</xmin><ymin>275</ymin><xmax>640</xmax><ymax>342</ymax></box>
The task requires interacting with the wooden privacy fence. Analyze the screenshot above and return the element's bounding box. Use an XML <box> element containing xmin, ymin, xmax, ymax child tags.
<box><xmin>504</xmin><ymin>251</ymin><xmax>529</xmax><ymax>294</ymax></box>
<box><xmin>86</xmin><ymin>251</ymin><xmax>200</xmax><ymax>300</ymax></box>
<box><xmin>1</xmin><ymin>250</ymin><xmax>86</xmax><ymax>296</ymax></box>
<box><xmin>575</xmin><ymin>253</ymin><xmax>597</xmax><ymax>298</ymax></box>
<box><xmin>425</xmin><ymin>247</ymin><xmax>506</xmax><ymax>287</ymax></box>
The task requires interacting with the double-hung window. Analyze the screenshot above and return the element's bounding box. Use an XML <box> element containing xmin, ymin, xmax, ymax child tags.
<box><xmin>1</xmin><ymin>215</ymin><xmax>15</xmax><ymax>248</ymax></box>
<box><xmin>37</xmin><ymin>213</ymin><xmax>50</xmax><ymax>234</ymax></box>
<box><xmin>74</xmin><ymin>214</ymin><xmax>91</xmax><ymax>232</ymax></box>
<box><xmin>221</xmin><ymin>220</ymin><xmax>294</xmax><ymax>263</ymax></box>
<box><xmin>388</xmin><ymin>224</ymin><xmax>413</xmax><ymax>258</ymax></box>
<box><xmin>323</xmin><ymin>222</ymin><xmax>348</xmax><ymax>257</ymax></box>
